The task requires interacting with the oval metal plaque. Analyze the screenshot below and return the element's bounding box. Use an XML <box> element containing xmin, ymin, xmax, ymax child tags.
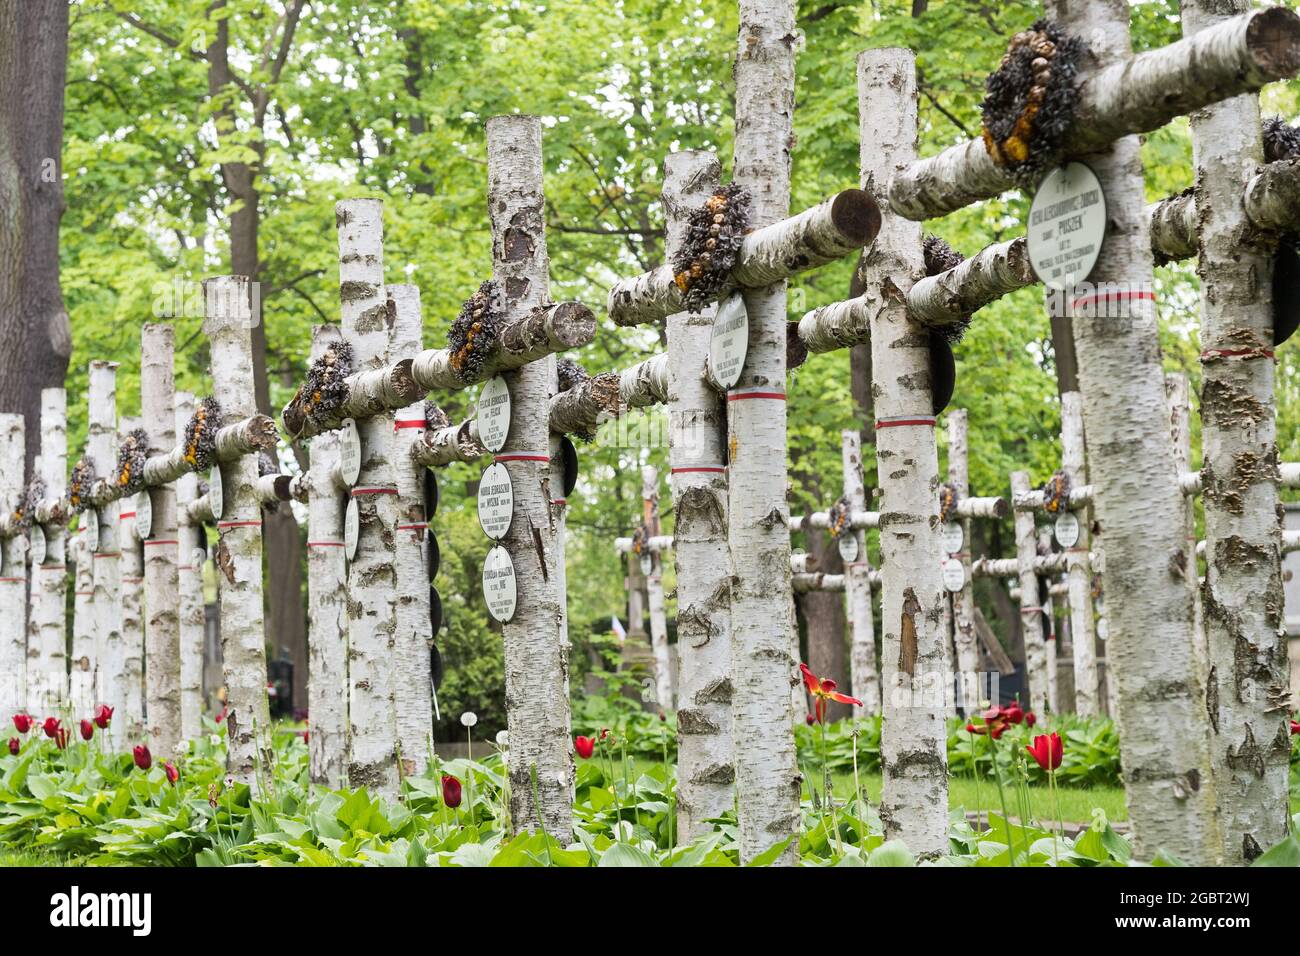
<box><xmin>476</xmin><ymin>376</ymin><xmax>511</xmax><ymax>453</ymax></box>
<box><xmin>476</xmin><ymin>462</ymin><xmax>513</xmax><ymax>541</ymax></box>
<box><xmin>482</xmin><ymin>545</ymin><xmax>517</xmax><ymax>623</ymax></box>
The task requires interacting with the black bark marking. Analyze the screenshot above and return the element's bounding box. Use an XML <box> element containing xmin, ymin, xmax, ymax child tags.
<box><xmin>899</xmin><ymin>587</ymin><xmax>920</xmax><ymax>677</ymax></box>
<box><xmin>694</xmin><ymin>676</ymin><xmax>733</xmax><ymax>705</ymax></box>
<box><xmin>689</xmin><ymin>761</ymin><xmax>735</xmax><ymax>785</ymax></box>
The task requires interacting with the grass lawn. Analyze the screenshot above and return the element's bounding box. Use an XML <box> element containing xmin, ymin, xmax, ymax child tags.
<box><xmin>0</xmin><ymin>849</ymin><xmax>63</xmax><ymax>867</ymax></box>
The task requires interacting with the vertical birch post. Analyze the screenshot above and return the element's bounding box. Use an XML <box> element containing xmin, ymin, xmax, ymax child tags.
<box><xmin>389</xmin><ymin>283</ymin><xmax>433</xmax><ymax>776</ymax></box>
<box><xmin>119</xmin><ymin>415</ymin><xmax>146</xmax><ymax>738</ymax></box>
<box><xmin>861</xmin><ymin>48</ymin><xmax>949</xmax><ymax>858</ymax></box>
<box><xmin>30</xmin><ymin>387</ymin><xmax>68</xmax><ymax>711</ymax></box>
<box><xmin>1044</xmin><ymin>0</ymin><xmax>1218</xmax><ymax>865</ymax></box>
<box><xmin>204</xmin><ymin>277</ymin><xmax>272</xmax><ymax>786</ymax></box>
<box><xmin>947</xmin><ymin>410</ymin><xmax>979</xmax><ymax>711</ymax></box>
<box><xmin>69</xmin><ymin>527</ymin><xmax>94</xmax><ymax>713</ymax></box>
<box><xmin>728</xmin><ymin>0</ymin><xmax>801</xmax><ymax>864</ymax></box>
<box><xmin>1060</xmin><ymin>392</ymin><xmax>1099</xmax><ymax>715</ymax></box>
<box><xmin>306</xmin><ymin>325</ymin><xmax>349</xmax><ymax>787</ymax></box>
<box><xmin>642</xmin><ymin>465</ymin><xmax>673</xmax><ymax>708</ymax></box>
<box><xmin>174</xmin><ymin>390</ymin><xmax>206</xmax><ymax>742</ymax></box>
<box><xmin>664</xmin><ymin>149</ymin><xmax>736</xmax><ymax>840</ymax></box>
<box><xmin>1184</xmin><ymin>0</ymin><xmax>1289</xmax><ymax>864</ymax></box>
<box><xmin>337</xmin><ymin>199</ymin><xmax>400</xmax><ymax>796</ymax></box>
<box><xmin>487</xmin><ymin>115</ymin><xmax>573</xmax><ymax>838</ymax></box>
<box><xmin>1011</xmin><ymin>471</ymin><xmax>1048</xmax><ymax>714</ymax></box>
<box><xmin>141</xmin><ymin>326</ymin><xmax>181</xmax><ymax>757</ymax></box>
<box><xmin>1166</xmin><ymin>373</ymin><xmax>1203</xmax><ymax>662</ymax></box>
<box><xmin>0</xmin><ymin>414</ymin><xmax>25</xmax><ymax>716</ymax></box>
<box><xmin>88</xmin><ymin>361</ymin><xmax>124</xmax><ymax>747</ymax></box>
<box><xmin>841</xmin><ymin>429</ymin><xmax>880</xmax><ymax>712</ymax></box>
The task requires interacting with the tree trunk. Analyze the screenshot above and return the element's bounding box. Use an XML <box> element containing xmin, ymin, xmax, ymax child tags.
<box><xmin>0</xmin><ymin>414</ymin><xmax>24</xmax><ymax>716</ymax></box>
<box><xmin>947</xmin><ymin>409</ymin><xmax>979</xmax><ymax>713</ymax></box>
<box><xmin>306</xmin><ymin>325</ymin><xmax>349</xmax><ymax>787</ymax></box>
<box><xmin>486</xmin><ymin>115</ymin><xmax>573</xmax><ymax>839</ymax></box>
<box><xmin>728</xmin><ymin>0</ymin><xmax>801</xmax><ymax>866</ymax></box>
<box><xmin>1044</xmin><ymin>0</ymin><xmax>1219</xmax><ymax>866</ymax></box>
<box><xmin>389</xmin><ymin>283</ymin><xmax>433</xmax><ymax>777</ymax></box>
<box><xmin>1182</xmin><ymin>0</ymin><xmax>1290</xmax><ymax>866</ymax></box>
<box><xmin>642</xmin><ymin>465</ymin><xmax>674</xmax><ymax>709</ymax></box>
<box><xmin>69</xmin><ymin>527</ymin><xmax>94</xmax><ymax>715</ymax></box>
<box><xmin>0</xmin><ymin>0</ymin><xmax>71</xmax><ymax>476</ymax></box>
<box><xmin>141</xmin><ymin>328</ymin><xmax>181</xmax><ymax>759</ymax></box>
<box><xmin>30</xmin><ymin>387</ymin><xmax>67</xmax><ymax>711</ymax></box>
<box><xmin>1166</xmin><ymin>373</ymin><xmax>1204</xmax><ymax>665</ymax></box>
<box><xmin>1060</xmin><ymin>392</ymin><xmax>1099</xmax><ymax>715</ymax></box>
<box><xmin>174</xmin><ymin>391</ymin><xmax>206</xmax><ymax>743</ymax></box>
<box><xmin>861</xmin><ymin>48</ymin><xmax>950</xmax><ymax>860</ymax></box>
<box><xmin>801</xmin><ymin>527</ymin><xmax>849</xmax><ymax>721</ymax></box>
<box><xmin>1011</xmin><ymin>472</ymin><xmax>1049</xmax><ymax>714</ymax></box>
<box><xmin>841</xmin><ymin>430</ymin><xmax>881</xmax><ymax>714</ymax></box>
<box><xmin>88</xmin><ymin>361</ymin><xmax>124</xmax><ymax>749</ymax></box>
<box><xmin>119</xmin><ymin>416</ymin><xmax>146</xmax><ymax>739</ymax></box>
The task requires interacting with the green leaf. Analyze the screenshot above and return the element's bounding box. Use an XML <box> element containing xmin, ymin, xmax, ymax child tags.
<box><xmin>867</xmin><ymin>839</ymin><xmax>915</xmax><ymax>867</ymax></box>
<box><xmin>598</xmin><ymin>842</ymin><xmax>658</xmax><ymax>867</ymax></box>
<box><xmin>1251</xmin><ymin>833</ymin><xmax>1300</xmax><ymax>867</ymax></box>
<box><xmin>745</xmin><ymin>835</ymin><xmax>796</xmax><ymax>867</ymax></box>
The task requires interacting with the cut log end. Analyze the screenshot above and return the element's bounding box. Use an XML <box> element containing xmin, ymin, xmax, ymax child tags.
<box><xmin>830</xmin><ymin>188</ymin><xmax>882</xmax><ymax>246</ymax></box>
<box><xmin>552</xmin><ymin>301</ymin><xmax>597</xmax><ymax>348</ymax></box>
<box><xmin>390</xmin><ymin>358</ymin><xmax>421</xmax><ymax>404</ymax></box>
<box><xmin>1248</xmin><ymin>7</ymin><xmax>1300</xmax><ymax>77</ymax></box>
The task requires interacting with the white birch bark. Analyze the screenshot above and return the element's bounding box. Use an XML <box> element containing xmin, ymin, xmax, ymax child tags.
<box><xmin>413</xmin><ymin>418</ymin><xmax>486</xmax><ymax>468</ymax></box>
<box><xmin>1166</xmin><ymin>373</ymin><xmax>1205</xmax><ymax>669</ymax></box>
<box><xmin>1011</xmin><ymin>471</ymin><xmax>1049</xmax><ymax>714</ymax></box>
<box><xmin>141</xmin><ymin>328</ymin><xmax>181</xmax><ymax>758</ymax></box>
<box><xmin>889</xmin><ymin>6</ymin><xmax>1300</xmax><ymax>220</ymax></box>
<box><xmin>548</xmin><ymin>371</ymin><xmax>621</xmax><ymax>438</ymax></box>
<box><xmin>119</xmin><ymin>415</ymin><xmax>145</xmax><ymax>738</ymax></box>
<box><xmin>0</xmin><ymin>414</ymin><xmax>25</xmax><ymax>716</ymax></box>
<box><xmin>728</xmin><ymin>0</ymin><xmax>800</xmax><ymax>865</ymax></box>
<box><xmin>618</xmin><ymin>354</ymin><xmax>669</xmax><ymax>408</ymax></box>
<box><xmin>1183</xmin><ymin>0</ymin><xmax>1290</xmax><ymax>866</ymax></box>
<box><xmin>174</xmin><ymin>391</ymin><xmax>205</xmax><ymax>744</ymax></box>
<box><xmin>1151</xmin><ymin>158</ymin><xmax>1300</xmax><ymax>261</ymax></box>
<box><xmin>69</xmin><ymin>527</ymin><xmax>95</xmax><ymax>714</ymax></box>
<box><xmin>641</xmin><ymin>466</ymin><xmax>673</xmax><ymax>709</ymax></box>
<box><xmin>1060</xmin><ymin>392</ymin><xmax>1099</xmax><ymax>716</ymax></box>
<box><xmin>947</xmin><ymin>410</ymin><xmax>979</xmax><ymax>713</ymax></box>
<box><xmin>908</xmin><ymin>237</ymin><xmax>1034</xmax><ymax>329</ymax></box>
<box><xmin>306</xmin><ymin>325</ymin><xmax>349</xmax><ymax>788</ymax></box>
<box><xmin>28</xmin><ymin>390</ymin><xmax>68</xmax><ymax>712</ymax></box>
<box><xmin>88</xmin><ymin>362</ymin><xmax>123</xmax><ymax>749</ymax></box>
<box><xmin>660</xmin><ymin>153</ymin><xmax>734</xmax><ymax>840</ymax></box>
<box><xmin>203</xmin><ymin>278</ymin><xmax>271</xmax><ymax>786</ymax></box>
<box><xmin>841</xmin><ymin>429</ymin><xmax>880</xmax><ymax>714</ymax></box>
<box><xmin>1043</xmin><ymin>0</ymin><xmax>1219</xmax><ymax>865</ymax></box>
<box><xmin>861</xmin><ymin>48</ymin><xmax>949</xmax><ymax>859</ymax></box>
<box><xmin>487</xmin><ymin>115</ymin><xmax>573</xmax><ymax>838</ymax></box>
<box><xmin>283</xmin><ymin>361</ymin><xmax>422</xmax><ymax>442</ymax></box>
<box><xmin>335</xmin><ymin>199</ymin><xmax>400</xmax><ymax>797</ymax></box>
<box><xmin>388</xmin><ymin>283</ymin><xmax>433</xmax><ymax>777</ymax></box>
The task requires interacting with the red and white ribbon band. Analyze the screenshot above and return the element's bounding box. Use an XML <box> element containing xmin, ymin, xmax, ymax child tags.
<box><xmin>551</xmin><ymin>498</ymin><xmax>567</xmax><ymax>506</ymax></box>
<box><xmin>727</xmin><ymin>388</ymin><xmax>786</xmax><ymax>402</ymax></box>
<box><xmin>671</xmin><ymin>465</ymin><xmax>725</xmax><ymax>475</ymax></box>
<box><xmin>396</xmin><ymin>524</ymin><xmax>427</xmax><ymax>532</ymax></box>
<box><xmin>0</xmin><ymin>577</ymin><xmax>24</xmax><ymax>583</ymax></box>
<box><xmin>143</xmin><ymin>540</ymin><xmax>179</xmax><ymax>547</ymax></box>
<box><xmin>92</xmin><ymin>552</ymin><xmax>121</xmax><ymax>559</ymax></box>
<box><xmin>1201</xmin><ymin>347</ymin><xmax>1274</xmax><ymax>362</ymax></box>
<box><xmin>307</xmin><ymin>541</ymin><xmax>346</xmax><ymax>548</ymax></box>
<box><xmin>177</xmin><ymin>566</ymin><xmax>195</xmax><ymax>572</ymax></box>
<box><xmin>494</xmin><ymin>453</ymin><xmax>550</xmax><ymax>463</ymax></box>
<box><xmin>122</xmin><ymin>576</ymin><xmax>144</xmax><ymax>583</ymax></box>
<box><xmin>351</xmin><ymin>487</ymin><xmax>398</xmax><ymax>496</ymax></box>
<box><xmin>119</xmin><ymin>511</ymin><xmax>136</xmax><ymax>520</ymax></box>
<box><xmin>394</xmin><ymin>419</ymin><xmax>425</xmax><ymax>430</ymax></box>
<box><xmin>1069</xmin><ymin>289</ymin><xmax>1155</xmax><ymax>311</ymax></box>
<box><xmin>875</xmin><ymin>415</ymin><xmax>936</xmax><ymax>430</ymax></box>
<box><xmin>218</xmin><ymin>521</ymin><xmax>262</xmax><ymax>529</ymax></box>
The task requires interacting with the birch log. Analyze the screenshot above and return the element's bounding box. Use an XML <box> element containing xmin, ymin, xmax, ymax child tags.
<box><xmin>642</xmin><ymin>466</ymin><xmax>673</xmax><ymax>709</ymax></box>
<box><xmin>306</xmin><ymin>325</ymin><xmax>349</xmax><ymax>788</ymax></box>
<box><xmin>862</xmin><ymin>49</ymin><xmax>949</xmax><ymax>859</ymax></box>
<box><xmin>336</xmin><ymin>199</ymin><xmax>400</xmax><ymax>797</ymax></box>
<box><xmin>1060</xmin><ymin>392</ymin><xmax>1099</xmax><ymax>717</ymax></box>
<box><xmin>0</xmin><ymin>415</ymin><xmax>24</xmax><ymax>716</ymax></box>
<box><xmin>204</xmin><ymin>278</ymin><xmax>271</xmax><ymax>787</ymax></box>
<box><xmin>27</xmin><ymin>389</ymin><xmax>68</xmax><ymax>711</ymax></box>
<box><xmin>88</xmin><ymin>362</ymin><xmax>123</xmax><ymax>748</ymax></box>
<box><xmin>1011</xmin><ymin>471</ymin><xmax>1048</xmax><ymax>715</ymax></box>
<box><xmin>908</xmin><ymin>237</ymin><xmax>1034</xmax><ymax>329</ymax></box>
<box><xmin>69</xmin><ymin>528</ymin><xmax>94</xmax><ymax>714</ymax></box>
<box><xmin>888</xmin><ymin>6</ymin><xmax>1300</xmax><ymax>220</ymax></box>
<box><xmin>728</xmin><ymin>0</ymin><xmax>800</xmax><ymax>866</ymax></box>
<box><xmin>1184</xmin><ymin>0</ymin><xmax>1289</xmax><ymax>866</ymax></box>
<box><xmin>119</xmin><ymin>416</ymin><xmax>145</xmax><ymax>737</ymax></box>
<box><xmin>947</xmin><ymin>410</ymin><xmax>979</xmax><ymax>713</ymax></box>
<box><xmin>1166</xmin><ymin>374</ymin><xmax>1204</xmax><ymax>667</ymax></box>
<box><xmin>141</xmin><ymin>327</ymin><xmax>181</xmax><ymax>758</ymax></box>
<box><xmin>841</xmin><ymin>429</ymin><xmax>879</xmax><ymax>713</ymax></box>
<box><xmin>619</xmin><ymin>354</ymin><xmax>669</xmax><ymax>408</ymax></box>
<box><xmin>487</xmin><ymin>115</ymin><xmax>573</xmax><ymax>839</ymax></box>
<box><xmin>174</xmin><ymin>391</ymin><xmax>205</xmax><ymax>743</ymax></box>
<box><xmin>389</xmin><ymin>283</ymin><xmax>433</xmax><ymax>777</ymax></box>
<box><xmin>662</xmin><ymin>151</ymin><xmax>734</xmax><ymax>840</ymax></box>
<box><xmin>607</xmin><ymin>188</ymin><xmax>881</xmax><ymax>326</ymax></box>
<box><xmin>1150</xmin><ymin>158</ymin><xmax>1300</xmax><ymax>261</ymax></box>
<box><xmin>413</xmin><ymin>418</ymin><xmax>486</xmax><ymax>468</ymax></box>
<box><xmin>1044</xmin><ymin>0</ymin><xmax>1218</xmax><ymax>866</ymax></box>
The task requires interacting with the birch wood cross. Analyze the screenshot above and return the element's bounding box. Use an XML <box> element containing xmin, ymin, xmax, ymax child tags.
<box><xmin>87</xmin><ymin>362</ymin><xmax>125</xmax><ymax>750</ymax></box>
<box><xmin>0</xmin><ymin>414</ymin><xmax>25</xmax><ymax>718</ymax></box>
<box><xmin>26</xmin><ymin>389</ymin><xmax>68</xmax><ymax>713</ymax></box>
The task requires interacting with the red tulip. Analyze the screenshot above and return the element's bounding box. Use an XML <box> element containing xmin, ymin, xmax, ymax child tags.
<box><xmin>215</xmin><ymin>706</ymin><xmax>227</xmax><ymax>723</ymax></box>
<box><xmin>41</xmin><ymin>717</ymin><xmax>60</xmax><ymax>739</ymax></box>
<box><xmin>1290</xmin><ymin>719</ymin><xmax>1299</xmax><ymax>736</ymax></box>
<box><xmin>1026</xmin><ymin>732</ymin><xmax>1064</xmax><ymax>772</ymax></box>
<box><xmin>599</xmin><ymin>728</ymin><xmax>610</xmax><ymax>741</ymax></box>
<box><xmin>7</xmin><ymin>737</ymin><xmax>18</xmax><ymax>756</ymax></box>
<box><xmin>574</xmin><ymin>735</ymin><xmax>595</xmax><ymax>759</ymax></box>
<box><xmin>302</xmin><ymin>730</ymin><xmax>309</xmax><ymax>744</ymax></box>
<box><xmin>1025</xmin><ymin>711</ymin><xmax>1037</xmax><ymax>728</ymax></box>
<box><xmin>92</xmin><ymin>704</ymin><xmax>113</xmax><ymax>729</ymax></box>
<box><xmin>806</xmin><ymin>713</ymin><xmax>817</xmax><ymax>726</ymax></box>
<box><xmin>133</xmin><ymin>744</ymin><xmax>152</xmax><ymax>770</ymax></box>
<box><xmin>441</xmin><ymin>774</ymin><xmax>462</xmax><ymax>809</ymax></box>
<box><xmin>799</xmin><ymin>663</ymin><xmax>863</xmax><ymax>724</ymax></box>
<box><xmin>12</xmin><ymin>713</ymin><xmax>33</xmax><ymax>734</ymax></box>
<box><xmin>1002</xmin><ymin>702</ymin><xmax>1024</xmax><ymax>725</ymax></box>
<box><xmin>163</xmin><ymin>761</ymin><xmax>179</xmax><ymax>785</ymax></box>
<box><xmin>55</xmin><ymin>727</ymin><xmax>69</xmax><ymax>751</ymax></box>
<box><xmin>79</xmin><ymin>719</ymin><xmax>94</xmax><ymax>741</ymax></box>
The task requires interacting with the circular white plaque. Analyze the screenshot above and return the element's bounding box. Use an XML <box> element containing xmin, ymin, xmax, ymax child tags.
<box><xmin>344</xmin><ymin>497</ymin><xmax>360</xmax><ymax>561</ymax></box>
<box><xmin>134</xmin><ymin>491</ymin><xmax>153</xmax><ymax>540</ymax></box>
<box><xmin>1054</xmin><ymin>512</ymin><xmax>1080</xmax><ymax>548</ymax></box>
<box><xmin>707</xmin><ymin>293</ymin><xmax>748</xmax><ymax>390</ymax></box>
<box><xmin>941</xmin><ymin>521</ymin><xmax>963</xmax><ymax>555</ymax></box>
<box><xmin>207</xmin><ymin>466</ymin><xmax>224</xmax><ymax>521</ymax></box>
<box><xmin>837</xmin><ymin>533</ymin><xmax>859</xmax><ymax>564</ymax></box>
<box><xmin>482</xmin><ymin>545</ymin><xmax>517</xmax><ymax>623</ymax></box>
<box><xmin>941</xmin><ymin>557</ymin><xmax>965</xmax><ymax>593</ymax></box>
<box><xmin>190</xmin><ymin>547</ymin><xmax>206</xmax><ymax>572</ymax></box>
<box><xmin>338</xmin><ymin>419</ymin><xmax>362</xmax><ymax>487</ymax></box>
<box><xmin>1096</xmin><ymin>617</ymin><xmax>1109</xmax><ymax>641</ymax></box>
<box><xmin>29</xmin><ymin>525</ymin><xmax>46</xmax><ymax>565</ymax></box>
<box><xmin>476</xmin><ymin>377</ymin><xmax>511</xmax><ymax>453</ymax></box>
<box><xmin>84</xmin><ymin>509</ymin><xmax>100</xmax><ymax>553</ymax></box>
<box><xmin>639</xmin><ymin>553</ymin><xmax>653</xmax><ymax>577</ymax></box>
<box><xmin>1027</xmin><ymin>162</ymin><xmax>1106</xmax><ymax>292</ymax></box>
<box><xmin>476</xmin><ymin>462</ymin><xmax>514</xmax><ymax>541</ymax></box>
